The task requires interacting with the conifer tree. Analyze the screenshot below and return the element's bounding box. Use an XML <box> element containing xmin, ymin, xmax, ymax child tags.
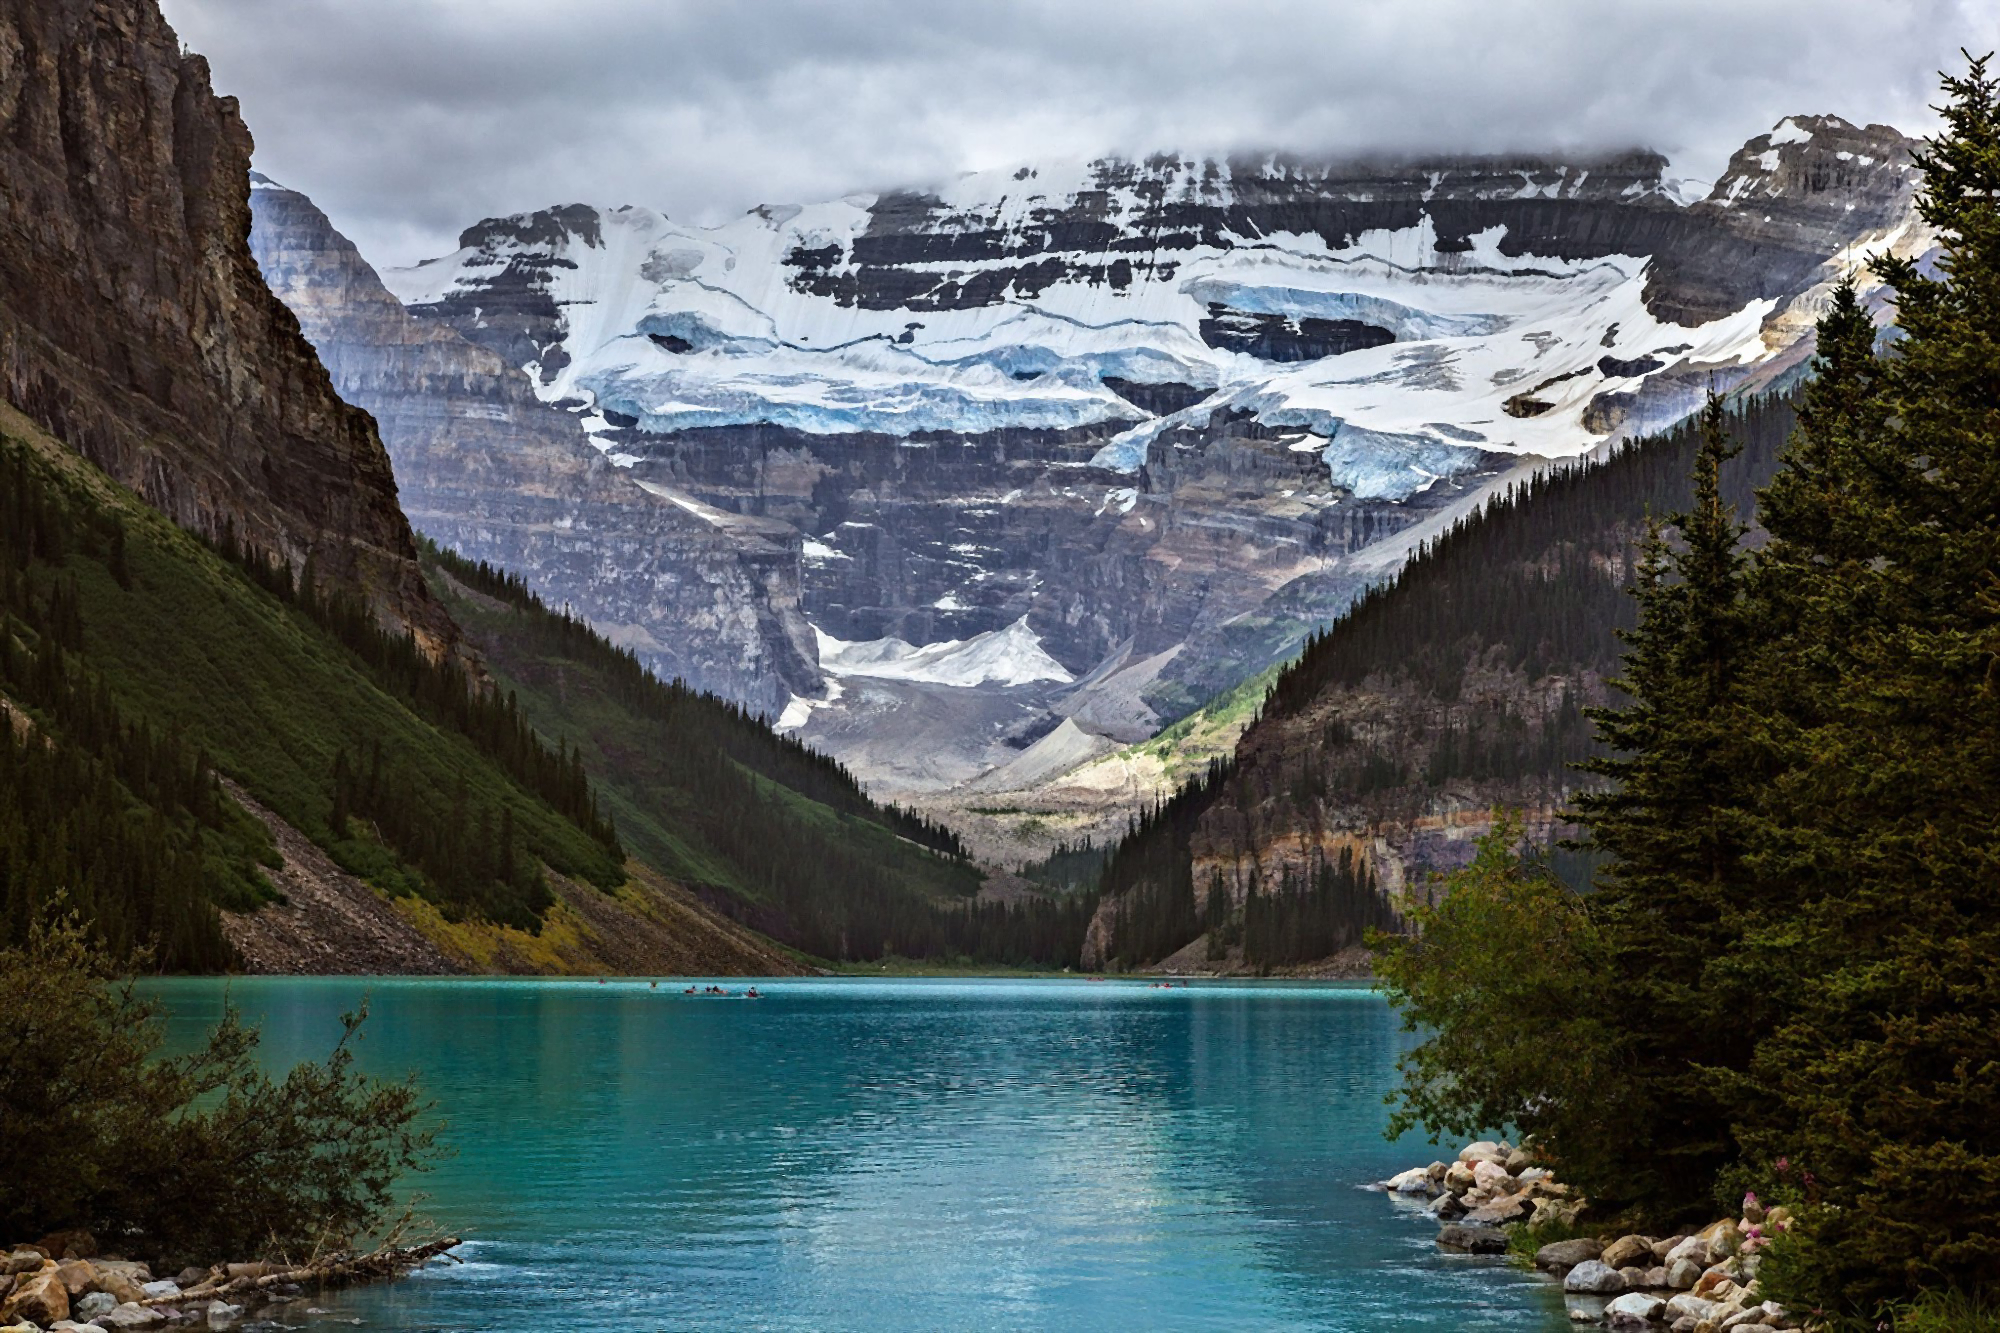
<box><xmin>1572</xmin><ymin>392</ymin><xmax>1762</xmax><ymax>1221</ymax></box>
<box><xmin>1733</xmin><ymin>55</ymin><xmax>2000</xmax><ymax>1314</ymax></box>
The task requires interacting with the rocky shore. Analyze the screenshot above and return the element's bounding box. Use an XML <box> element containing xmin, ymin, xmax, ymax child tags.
<box><xmin>1379</xmin><ymin>1142</ymin><xmax>1801</xmax><ymax>1331</ymax></box>
<box><xmin>0</xmin><ymin>1234</ymin><xmax>459</xmax><ymax>1332</ymax></box>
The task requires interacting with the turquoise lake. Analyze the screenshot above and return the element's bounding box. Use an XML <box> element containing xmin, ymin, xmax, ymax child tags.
<box><xmin>148</xmin><ymin>977</ymin><xmax>1569</xmax><ymax>1331</ymax></box>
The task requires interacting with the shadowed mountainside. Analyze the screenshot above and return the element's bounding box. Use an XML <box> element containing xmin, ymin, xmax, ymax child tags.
<box><xmin>0</xmin><ymin>0</ymin><xmax>452</xmax><ymax>652</ymax></box>
<box><xmin>1083</xmin><ymin>394</ymin><xmax>1800</xmax><ymax>971</ymax></box>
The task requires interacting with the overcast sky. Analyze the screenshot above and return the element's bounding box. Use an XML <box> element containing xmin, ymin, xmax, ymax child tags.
<box><xmin>160</xmin><ymin>0</ymin><xmax>1998</xmax><ymax>269</ymax></box>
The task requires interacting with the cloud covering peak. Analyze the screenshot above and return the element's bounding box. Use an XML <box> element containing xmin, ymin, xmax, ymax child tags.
<box><xmin>162</xmin><ymin>0</ymin><xmax>1996</xmax><ymax>266</ymax></box>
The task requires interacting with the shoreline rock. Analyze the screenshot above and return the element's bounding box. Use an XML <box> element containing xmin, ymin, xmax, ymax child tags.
<box><xmin>0</xmin><ymin>1234</ymin><xmax>460</xmax><ymax>1332</ymax></box>
<box><xmin>1376</xmin><ymin>1143</ymin><xmax>1800</xmax><ymax>1331</ymax></box>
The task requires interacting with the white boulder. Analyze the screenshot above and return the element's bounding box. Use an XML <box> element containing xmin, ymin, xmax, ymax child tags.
<box><xmin>1562</xmin><ymin>1260</ymin><xmax>1628</xmax><ymax>1295</ymax></box>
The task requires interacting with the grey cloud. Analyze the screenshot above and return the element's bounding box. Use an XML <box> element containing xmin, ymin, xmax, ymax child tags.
<box><xmin>159</xmin><ymin>0</ymin><xmax>1998</xmax><ymax>267</ymax></box>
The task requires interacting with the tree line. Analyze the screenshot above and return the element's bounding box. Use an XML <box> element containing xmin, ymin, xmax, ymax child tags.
<box><xmin>427</xmin><ymin>543</ymin><xmax>1105</xmax><ymax>967</ymax></box>
<box><xmin>1086</xmin><ymin>376</ymin><xmax>1800</xmax><ymax>969</ymax></box>
<box><xmin>0</xmin><ymin>447</ymin><xmax>266</xmax><ymax>969</ymax></box>
<box><xmin>224</xmin><ymin>530</ymin><xmax>624</xmax><ymax>861</ymax></box>
<box><xmin>429</xmin><ymin>543</ymin><xmax>969</xmax><ymax>861</ymax></box>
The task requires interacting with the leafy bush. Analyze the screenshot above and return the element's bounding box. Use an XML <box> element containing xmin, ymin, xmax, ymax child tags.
<box><xmin>1371</xmin><ymin>815</ymin><xmax>1610</xmax><ymax>1162</ymax></box>
<box><xmin>0</xmin><ymin>913</ymin><xmax>441</xmax><ymax>1266</ymax></box>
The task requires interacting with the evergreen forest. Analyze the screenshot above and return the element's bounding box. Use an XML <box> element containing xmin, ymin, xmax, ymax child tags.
<box><xmin>0</xmin><ymin>416</ymin><xmax>1093</xmax><ymax>971</ymax></box>
<box><xmin>1090</xmin><ymin>356</ymin><xmax>1800</xmax><ymax>972</ymax></box>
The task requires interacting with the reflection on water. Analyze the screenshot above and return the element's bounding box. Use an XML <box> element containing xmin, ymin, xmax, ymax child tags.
<box><xmin>147</xmin><ymin>977</ymin><xmax>1567</xmax><ymax>1332</ymax></box>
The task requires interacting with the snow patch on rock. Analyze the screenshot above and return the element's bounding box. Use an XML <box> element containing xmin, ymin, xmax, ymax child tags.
<box><xmin>815</xmin><ymin>618</ymin><xmax>1074</xmax><ymax>688</ymax></box>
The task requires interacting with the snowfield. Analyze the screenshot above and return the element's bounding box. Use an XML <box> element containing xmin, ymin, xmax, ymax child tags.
<box><xmin>383</xmin><ymin>164</ymin><xmax>1779</xmax><ymax>503</ymax></box>
<box><xmin>813</xmin><ymin>618</ymin><xmax>1076</xmax><ymax>691</ymax></box>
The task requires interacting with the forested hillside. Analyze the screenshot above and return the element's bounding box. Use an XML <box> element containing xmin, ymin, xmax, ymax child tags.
<box><xmin>1087</xmin><ymin>393</ymin><xmax>1801</xmax><ymax>970</ymax></box>
<box><xmin>0</xmin><ymin>405</ymin><xmax>1091</xmax><ymax>971</ymax></box>
<box><xmin>0</xmin><ymin>409</ymin><xmax>623</xmax><ymax>966</ymax></box>
<box><xmin>427</xmin><ymin>547</ymin><xmax>1096</xmax><ymax>966</ymax></box>
<box><xmin>1377</xmin><ymin>59</ymin><xmax>2000</xmax><ymax>1324</ymax></box>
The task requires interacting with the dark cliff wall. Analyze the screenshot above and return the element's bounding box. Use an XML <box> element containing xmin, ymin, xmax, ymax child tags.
<box><xmin>246</xmin><ymin>180</ymin><xmax>822</xmax><ymax>714</ymax></box>
<box><xmin>0</xmin><ymin>0</ymin><xmax>450</xmax><ymax>650</ymax></box>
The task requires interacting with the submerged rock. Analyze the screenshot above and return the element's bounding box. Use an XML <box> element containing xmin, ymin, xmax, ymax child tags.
<box><xmin>1436</xmin><ymin>1224</ymin><xmax>1509</xmax><ymax>1254</ymax></box>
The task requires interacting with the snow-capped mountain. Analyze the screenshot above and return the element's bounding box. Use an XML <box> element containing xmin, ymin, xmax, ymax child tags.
<box><xmin>386</xmin><ymin>118</ymin><xmax>1916</xmax><ymax>499</ymax></box>
<box><xmin>261</xmin><ymin>115</ymin><xmax>1926</xmax><ymax>795</ymax></box>
<box><xmin>249</xmin><ymin>177</ymin><xmax>824</xmax><ymax>717</ymax></box>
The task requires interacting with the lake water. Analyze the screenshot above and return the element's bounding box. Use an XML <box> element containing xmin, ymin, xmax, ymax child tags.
<box><xmin>148</xmin><ymin>977</ymin><xmax>1568</xmax><ymax>1332</ymax></box>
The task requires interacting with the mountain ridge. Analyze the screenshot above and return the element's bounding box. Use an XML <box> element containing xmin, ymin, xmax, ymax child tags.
<box><xmin>246</xmin><ymin>174</ymin><xmax>823</xmax><ymax>717</ymax></box>
<box><xmin>0</xmin><ymin>0</ymin><xmax>1079</xmax><ymax>975</ymax></box>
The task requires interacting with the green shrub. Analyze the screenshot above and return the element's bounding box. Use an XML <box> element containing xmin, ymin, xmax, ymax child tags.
<box><xmin>0</xmin><ymin>912</ymin><xmax>441</xmax><ymax>1266</ymax></box>
<box><xmin>1371</xmin><ymin>815</ymin><xmax>1612</xmax><ymax>1165</ymax></box>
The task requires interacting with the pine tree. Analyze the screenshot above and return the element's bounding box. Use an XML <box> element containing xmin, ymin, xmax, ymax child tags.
<box><xmin>1571</xmin><ymin>392</ymin><xmax>1763</xmax><ymax>1222</ymax></box>
<box><xmin>1732</xmin><ymin>55</ymin><xmax>2000</xmax><ymax>1315</ymax></box>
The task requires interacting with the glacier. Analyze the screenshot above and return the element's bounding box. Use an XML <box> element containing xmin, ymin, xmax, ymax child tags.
<box><xmin>349</xmin><ymin>124</ymin><xmax>1929</xmax><ymax>794</ymax></box>
<box><xmin>383</xmin><ymin>168</ymin><xmax>1782</xmax><ymax>498</ymax></box>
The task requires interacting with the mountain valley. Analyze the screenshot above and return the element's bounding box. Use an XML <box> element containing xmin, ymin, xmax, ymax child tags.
<box><xmin>247</xmin><ymin>120</ymin><xmax>1928</xmax><ymax>863</ymax></box>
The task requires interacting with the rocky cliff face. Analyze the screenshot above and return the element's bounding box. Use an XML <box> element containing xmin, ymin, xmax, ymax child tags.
<box><xmin>246</xmin><ymin>178</ymin><xmax>820</xmax><ymax>714</ymax></box>
<box><xmin>0</xmin><ymin>0</ymin><xmax>448</xmax><ymax>648</ymax></box>
<box><xmin>262</xmin><ymin>117</ymin><xmax>1921</xmax><ymax>796</ymax></box>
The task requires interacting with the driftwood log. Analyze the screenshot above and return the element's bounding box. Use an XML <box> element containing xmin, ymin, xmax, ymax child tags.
<box><xmin>144</xmin><ymin>1235</ymin><xmax>462</xmax><ymax>1305</ymax></box>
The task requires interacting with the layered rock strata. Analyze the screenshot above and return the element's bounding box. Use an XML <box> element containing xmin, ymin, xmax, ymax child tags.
<box><xmin>247</xmin><ymin>177</ymin><xmax>820</xmax><ymax>714</ymax></box>
<box><xmin>0</xmin><ymin>0</ymin><xmax>449</xmax><ymax>648</ymax></box>
<box><xmin>251</xmin><ymin>116</ymin><xmax>1922</xmax><ymax>796</ymax></box>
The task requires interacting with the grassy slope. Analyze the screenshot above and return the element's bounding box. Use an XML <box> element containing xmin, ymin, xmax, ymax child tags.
<box><xmin>1124</xmin><ymin>661</ymin><xmax>1282</xmax><ymax>788</ymax></box>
